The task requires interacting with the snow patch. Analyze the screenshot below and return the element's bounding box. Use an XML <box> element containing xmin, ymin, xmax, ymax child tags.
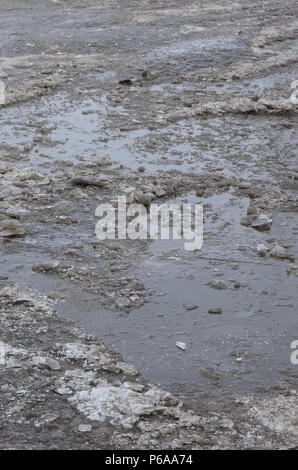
<box><xmin>69</xmin><ymin>379</ymin><xmax>182</xmax><ymax>429</ymax></box>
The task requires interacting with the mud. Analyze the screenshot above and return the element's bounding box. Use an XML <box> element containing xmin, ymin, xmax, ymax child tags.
<box><xmin>0</xmin><ymin>0</ymin><xmax>297</xmax><ymax>449</ymax></box>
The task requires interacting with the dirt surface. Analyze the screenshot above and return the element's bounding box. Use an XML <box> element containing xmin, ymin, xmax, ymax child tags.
<box><xmin>0</xmin><ymin>0</ymin><xmax>297</xmax><ymax>449</ymax></box>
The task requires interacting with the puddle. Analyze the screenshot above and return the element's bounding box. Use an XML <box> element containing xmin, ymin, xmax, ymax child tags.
<box><xmin>149</xmin><ymin>191</ymin><xmax>248</xmax><ymax>253</ymax></box>
<box><xmin>1</xmin><ymin>190</ymin><xmax>297</xmax><ymax>401</ymax></box>
<box><xmin>1</xmin><ymin>92</ymin><xmax>295</xmax><ymax>182</ymax></box>
<box><xmin>84</xmin><ymin>192</ymin><xmax>297</xmax><ymax>397</ymax></box>
<box><xmin>1</xmin><ymin>93</ymin><xmax>191</xmax><ymax>171</ymax></box>
<box><xmin>1</xmin><ymin>89</ymin><xmax>297</xmax><ymax>401</ymax></box>
<box><xmin>122</xmin><ymin>194</ymin><xmax>298</xmax><ymax>396</ymax></box>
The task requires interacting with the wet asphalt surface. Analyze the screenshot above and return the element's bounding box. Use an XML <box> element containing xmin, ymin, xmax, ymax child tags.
<box><xmin>0</xmin><ymin>0</ymin><xmax>297</xmax><ymax>438</ymax></box>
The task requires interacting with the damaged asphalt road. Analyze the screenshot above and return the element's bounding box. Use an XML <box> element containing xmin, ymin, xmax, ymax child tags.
<box><xmin>0</xmin><ymin>0</ymin><xmax>297</xmax><ymax>449</ymax></box>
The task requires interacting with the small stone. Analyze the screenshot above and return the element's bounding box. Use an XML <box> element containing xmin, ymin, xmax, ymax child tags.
<box><xmin>134</xmin><ymin>191</ymin><xmax>155</xmax><ymax>206</ymax></box>
<box><xmin>270</xmin><ymin>245</ymin><xmax>295</xmax><ymax>262</ymax></box>
<box><xmin>78</xmin><ymin>424</ymin><xmax>92</xmax><ymax>433</ymax></box>
<box><xmin>32</xmin><ymin>260</ymin><xmax>60</xmax><ymax>272</ymax></box>
<box><xmin>44</xmin><ymin>358</ymin><xmax>62</xmax><ymax>371</ymax></box>
<box><xmin>0</xmin><ymin>219</ymin><xmax>27</xmax><ymax>237</ymax></box>
<box><xmin>208</xmin><ymin>308</ymin><xmax>222</xmax><ymax>315</ymax></box>
<box><xmin>176</xmin><ymin>342</ymin><xmax>187</xmax><ymax>351</ymax></box>
<box><xmin>119</xmin><ymin>78</ymin><xmax>134</xmax><ymax>86</ymax></box>
<box><xmin>116</xmin><ymin>361</ymin><xmax>139</xmax><ymax>376</ymax></box>
<box><xmin>285</xmin><ymin>264</ymin><xmax>298</xmax><ymax>276</ymax></box>
<box><xmin>56</xmin><ymin>386</ymin><xmax>72</xmax><ymax>395</ymax></box>
<box><xmin>183</xmin><ymin>304</ymin><xmax>199</xmax><ymax>311</ymax></box>
<box><xmin>47</xmin><ymin>291</ymin><xmax>61</xmax><ymax>300</ymax></box>
<box><xmin>200</xmin><ymin>367</ymin><xmax>221</xmax><ymax>382</ymax></box>
<box><xmin>251</xmin><ymin>214</ymin><xmax>273</xmax><ymax>232</ymax></box>
<box><xmin>70</xmin><ymin>177</ymin><xmax>107</xmax><ymax>188</ymax></box>
<box><xmin>209</xmin><ymin>280</ymin><xmax>227</xmax><ymax>290</ymax></box>
<box><xmin>234</xmin><ymin>281</ymin><xmax>241</xmax><ymax>288</ymax></box>
<box><xmin>154</xmin><ymin>187</ymin><xmax>167</xmax><ymax>197</ymax></box>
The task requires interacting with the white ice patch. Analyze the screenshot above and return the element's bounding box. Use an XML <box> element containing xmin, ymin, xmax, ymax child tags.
<box><xmin>69</xmin><ymin>379</ymin><xmax>181</xmax><ymax>429</ymax></box>
<box><xmin>59</xmin><ymin>342</ymin><xmax>89</xmax><ymax>360</ymax></box>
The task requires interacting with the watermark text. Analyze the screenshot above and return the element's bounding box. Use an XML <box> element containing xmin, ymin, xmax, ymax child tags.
<box><xmin>95</xmin><ymin>196</ymin><xmax>203</xmax><ymax>251</ymax></box>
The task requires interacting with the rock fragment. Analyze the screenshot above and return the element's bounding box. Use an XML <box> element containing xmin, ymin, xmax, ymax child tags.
<box><xmin>251</xmin><ymin>214</ymin><xmax>273</xmax><ymax>232</ymax></box>
<box><xmin>70</xmin><ymin>177</ymin><xmax>107</xmax><ymax>188</ymax></box>
<box><xmin>285</xmin><ymin>264</ymin><xmax>298</xmax><ymax>276</ymax></box>
<box><xmin>116</xmin><ymin>361</ymin><xmax>139</xmax><ymax>376</ymax></box>
<box><xmin>200</xmin><ymin>367</ymin><xmax>222</xmax><ymax>382</ymax></box>
<box><xmin>208</xmin><ymin>308</ymin><xmax>222</xmax><ymax>315</ymax></box>
<box><xmin>270</xmin><ymin>245</ymin><xmax>295</xmax><ymax>262</ymax></box>
<box><xmin>241</xmin><ymin>214</ymin><xmax>272</xmax><ymax>231</ymax></box>
<box><xmin>183</xmin><ymin>304</ymin><xmax>199</xmax><ymax>311</ymax></box>
<box><xmin>133</xmin><ymin>191</ymin><xmax>155</xmax><ymax>206</ymax></box>
<box><xmin>0</xmin><ymin>219</ymin><xmax>27</xmax><ymax>237</ymax></box>
<box><xmin>209</xmin><ymin>280</ymin><xmax>227</xmax><ymax>290</ymax></box>
<box><xmin>78</xmin><ymin>424</ymin><xmax>92</xmax><ymax>432</ymax></box>
<box><xmin>119</xmin><ymin>78</ymin><xmax>134</xmax><ymax>86</ymax></box>
<box><xmin>32</xmin><ymin>260</ymin><xmax>60</xmax><ymax>272</ymax></box>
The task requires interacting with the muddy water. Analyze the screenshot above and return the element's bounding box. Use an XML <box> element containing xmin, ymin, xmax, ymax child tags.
<box><xmin>3</xmin><ymin>93</ymin><xmax>295</xmax><ymax>180</ymax></box>
<box><xmin>1</xmin><ymin>183</ymin><xmax>297</xmax><ymax>400</ymax></box>
<box><xmin>92</xmin><ymin>193</ymin><xmax>298</xmax><ymax>396</ymax></box>
<box><xmin>1</xmin><ymin>88</ymin><xmax>297</xmax><ymax>400</ymax></box>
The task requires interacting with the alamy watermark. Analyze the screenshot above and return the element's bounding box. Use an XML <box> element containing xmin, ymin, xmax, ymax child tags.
<box><xmin>95</xmin><ymin>196</ymin><xmax>203</xmax><ymax>251</ymax></box>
